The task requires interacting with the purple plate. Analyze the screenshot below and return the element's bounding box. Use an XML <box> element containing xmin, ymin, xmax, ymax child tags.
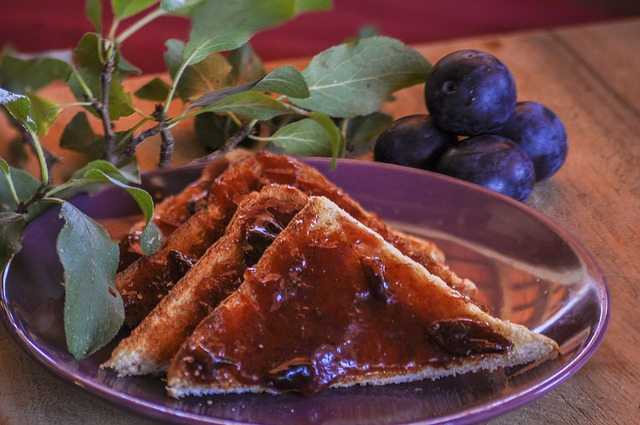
<box><xmin>1</xmin><ymin>158</ymin><xmax>609</xmax><ymax>425</ymax></box>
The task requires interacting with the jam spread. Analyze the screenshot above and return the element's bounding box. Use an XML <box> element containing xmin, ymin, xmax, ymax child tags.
<box><xmin>118</xmin><ymin>152</ymin><xmax>471</xmax><ymax>326</ymax></box>
<box><xmin>171</xmin><ymin>201</ymin><xmax>512</xmax><ymax>396</ymax></box>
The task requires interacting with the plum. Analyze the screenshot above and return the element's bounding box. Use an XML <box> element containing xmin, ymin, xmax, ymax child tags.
<box><xmin>435</xmin><ymin>135</ymin><xmax>535</xmax><ymax>202</ymax></box>
<box><xmin>373</xmin><ymin>114</ymin><xmax>458</xmax><ymax>170</ymax></box>
<box><xmin>496</xmin><ymin>101</ymin><xmax>567</xmax><ymax>181</ymax></box>
<box><xmin>424</xmin><ymin>50</ymin><xmax>516</xmax><ymax>136</ymax></box>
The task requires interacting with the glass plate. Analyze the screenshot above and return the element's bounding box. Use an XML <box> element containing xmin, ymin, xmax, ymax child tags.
<box><xmin>1</xmin><ymin>158</ymin><xmax>609</xmax><ymax>425</ymax></box>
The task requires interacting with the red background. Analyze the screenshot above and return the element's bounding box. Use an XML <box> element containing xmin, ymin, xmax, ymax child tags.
<box><xmin>0</xmin><ymin>0</ymin><xmax>637</xmax><ymax>73</ymax></box>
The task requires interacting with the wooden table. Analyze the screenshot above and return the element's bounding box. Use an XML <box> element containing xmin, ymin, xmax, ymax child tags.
<box><xmin>1</xmin><ymin>17</ymin><xmax>638</xmax><ymax>425</ymax></box>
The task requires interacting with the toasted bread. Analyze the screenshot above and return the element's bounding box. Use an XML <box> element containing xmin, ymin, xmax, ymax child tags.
<box><xmin>166</xmin><ymin>196</ymin><xmax>558</xmax><ymax>398</ymax></box>
<box><xmin>104</xmin><ymin>185</ymin><xmax>309</xmax><ymax>376</ymax></box>
<box><xmin>116</xmin><ymin>152</ymin><xmax>474</xmax><ymax>326</ymax></box>
<box><xmin>118</xmin><ymin>150</ymin><xmax>250</xmax><ymax>268</ymax></box>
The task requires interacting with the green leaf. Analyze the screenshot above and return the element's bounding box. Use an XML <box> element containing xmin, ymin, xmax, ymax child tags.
<box><xmin>161</xmin><ymin>0</ymin><xmax>184</xmax><ymax>10</ymax></box>
<box><xmin>0</xmin><ymin>51</ymin><xmax>72</xmax><ymax>94</ymax></box>
<box><xmin>139</xmin><ymin>214</ymin><xmax>163</xmax><ymax>254</ymax></box>
<box><xmin>48</xmin><ymin>161</ymin><xmax>128</xmax><ymax>199</ymax></box>
<box><xmin>90</xmin><ymin>173</ymin><xmax>161</xmax><ymax>254</ymax></box>
<box><xmin>68</xmin><ymin>67</ymin><xmax>135</xmax><ymax>120</ymax></box>
<box><xmin>73</xmin><ymin>32</ymin><xmax>141</xmax><ymax>78</ymax></box>
<box><xmin>190</xmin><ymin>65</ymin><xmax>308</xmax><ymax>109</ymax></box>
<box><xmin>70</xmin><ymin>32</ymin><xmax>140</xmax><ymax>78</ymax></box>
<box><xmin>252</xmin><ymin>65</ymin><xmax>309</xmax><ymax>98</ymax></box>
<box><xmin>26</xmin><ymin>92</ymin><xmax>63</xmax><ymax>137</ymax></box>
<box><xmin>269</xmin><ymin>118</ymin><xmax>334</xmax><ymax>157</ymax></box>
<box><xmin>0</xmin><ymin>166</ymin><xmax>40</xmax><ymax>212</ymax></box>
<box><xmin>308</xmin><ymin>111</ymin><xmax>343</xmax><ymax>162</ymax></box>
<box><xmin>57</xmin><ymin>202</ymin><xmax>123</xmax><ymax>358</ymax></box>
<box><xmin>200</xmin><ymin>91</ymin><xmax>291</xmax><ymax>120</ymax></box>
<box><xmin>65</xmin><ymin>162</ymin><xmax>161</xmax><ymax>254</ymax></box>
<box><xmin>85</xmin><ymin>0</ymin><xmax>103</xmax><ymax>33</ymax></box>
<box><xmin>346</xmin><ymin>111</ymin><xmax>393</xmax><ymax>149</ymax></box>
<box><xmin>292</xmin><ymin>36</ymin><xmax>430</xmax><ymax>117</ymax></box>
<box><xmin>176</xmin><ymin>53</ymin><xmax>232</xmax><ymax>102</ymax></box>
<box><xmin>68</xmin><ymin>34</ymin><xmax>136</xmax><ymax>119</ymax></box>
<box><xmin>117</xmin><ymin>54</ymin><xmax>142</xmax><ymax>77</ymax></box>
<box><xmin>183</xmin><ymin>0</ymin><xmax>298</xmax><ymax>66</ymax></box>
<box><xmin>134</xmin><ymin>77</ymin><xmax>171</xmax><ymax>101</ymax></box>
<box><xmin>0</xmin><ymin>212</ymin><xmax>25</xmax><ymax>273</ymax></box>
<box><xmin>113</xmin><ymin>155</ymin><xmax>142</xmax><ymax>184</ymax></box>
<box><xmin>0</xmin><ymin>158</ymin><xmax>8</xmax><ymax>175</ymax></box>
<box><xmin>0</xmin><ymin>88</ymin><xmax>36</xmax><ymax>133</ymax></box>
<box><xmin>194</xmin><ymin>112</ymin><xmax>240</xmax><ymax>150</ymax></box>
<box><xmin>227</xmin><ymin>43</ymin><xmax>265</xmax><ymax>84</ymax></box>
<box><xmin>189</xmin><ymin>81</ymin><xmax>256</xmax><ymax>108</ymax></box>
<box><xmin>73</xmin><ymin>33</ymin><xmax>140</xmax><ymax>78</ymax></box>
<box><xmin>70</xmin><ymin>160</ymin><xmax>131</xmax><ymax>184</ymax></box>
<box><xmin>294</xmin><ymin>0</ymin><xmax>332</xmax><ymax>13</ymax></box>
<box><xmin>59</xmin><ymin>112</ymin><xmax>104</xmax><ymax>158</ymax></box>
<box><xmin>112</xmin><ymin>0</ymin><xmax>158</xmax><ymax>19</ymax></box>
<box><xmin>162</xmin><ymin>0</ymin><xmax>203</xmax><ymax>13</ymax></box>
<box><xmin>73</xmin><ymin>33</ymin><xmax>103</xmax><ymax>69</ymax></box>
<box><xmin>164</xmin><ymin>39</ymin><xmax>185</xmax><ymax>80</ymax></box>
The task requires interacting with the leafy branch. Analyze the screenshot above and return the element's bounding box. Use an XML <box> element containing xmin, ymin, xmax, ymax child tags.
<box><xmin>0</xmin><ymin>0</ymin><xmax>431</xmax><ymax>359</ymax></box>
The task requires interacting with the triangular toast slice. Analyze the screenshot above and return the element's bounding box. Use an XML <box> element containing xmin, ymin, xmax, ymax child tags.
<box><xmin>104</xmin><ymin>185</ymin><xmax>309</xmax><ymax>376</ymax></box>
<box><xmin>166</xmin><ymin>196</ymin><xmax>558</xmax><ymax>397</ymax></box>
<box><xmin>116</xmin><ymin>152</ymin><xmax>474</xmax><ymax>325</ymax></box>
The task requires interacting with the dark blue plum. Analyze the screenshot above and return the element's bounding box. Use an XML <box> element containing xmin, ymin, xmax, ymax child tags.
<box><xmin>373</xmin><ymin>114</ymin><xmax>458</xmax><ymax>171</ymax></box>
<box><xmin>424</xmin><ymin>50</ymin><xmax>517</xmax><ymax>136</ymax></box>
<box><xmin>435</xmin><ymin>135</ymin><xmax>535</xmax><ymax>202</ymax></box>
<box><xmin>496</xmin><ymin>101</ymin><xmax>567</xmax><ymax>181</ymax></box>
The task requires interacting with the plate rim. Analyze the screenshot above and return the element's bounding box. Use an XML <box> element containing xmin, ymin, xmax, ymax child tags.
<box><xmin>0</xmin><ymin>157</ymin><xmax>610</xmax><ymax>425</ymax></box>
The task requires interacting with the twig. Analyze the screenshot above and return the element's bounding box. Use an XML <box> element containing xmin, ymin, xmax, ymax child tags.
<box><xmin>124</xmin><ymin>125</ymin><xmax>163</xmax><ymax>157</ymax></box>
<box><xmin>151</xmin><ymin>105</ymin><xmax>174</xmax><ymax>168</ymax></box>
<box><xmin>159</xmin><ymin>127</ymin><xmax>174</xmax><ymax>168</ymax></box>
<box><xmin>194</xmin><ymin>124</ymin><xmax>254</xmax><ymax>163</ymax></box>
<box><xmin>94</xmin><ymin>54</ymin><xmax>117</xmax><ymax>164</ymax></box>
<box><xmin>122</xmin><ymin>104</ymin><xmax>175</xmax><ymax>167</ymax></box>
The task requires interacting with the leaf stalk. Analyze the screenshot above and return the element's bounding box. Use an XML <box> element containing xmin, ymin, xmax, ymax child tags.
<box><xmin>115</xmin><ymin>8</ymin><xmax>167</xmax><ymax>45</ymax></box>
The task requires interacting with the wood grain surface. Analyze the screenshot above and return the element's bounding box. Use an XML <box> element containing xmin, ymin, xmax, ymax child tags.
<box><xmin>1</xmin><ymin>17</ymin><xmax>638</xmax><ymax>425</ymax></box>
